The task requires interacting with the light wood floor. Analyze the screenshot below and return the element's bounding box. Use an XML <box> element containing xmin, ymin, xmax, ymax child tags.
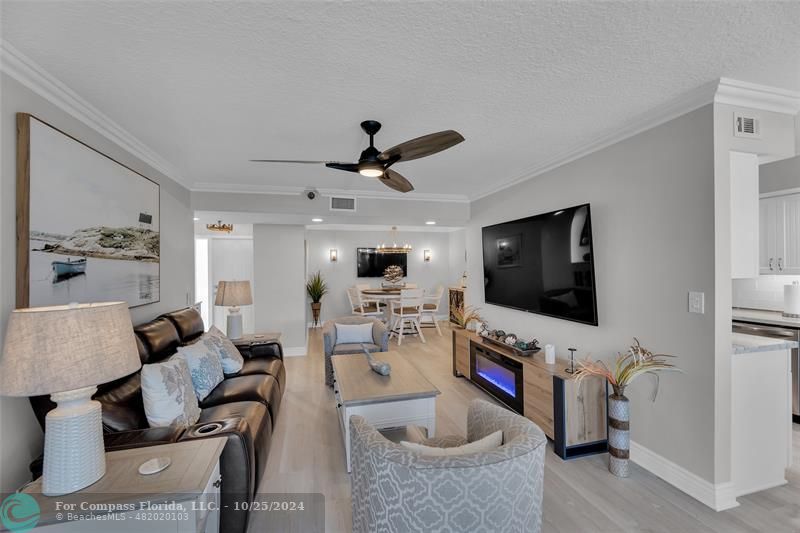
<box><xmin>253</xmin><ymin>322</ymin><xmax>800</xmax><ymax>533</ymax></box>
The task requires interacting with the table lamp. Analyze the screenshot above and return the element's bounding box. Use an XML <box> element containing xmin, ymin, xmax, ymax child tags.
<box><xmin>0</xmin><ymin>302</ymin><xmax>141</xmax><ymax>495</ymax></box>
<box><xmin>215</xmin><ymin>280</ymin><xmax>252</xmax><ymax>339</ymax></box>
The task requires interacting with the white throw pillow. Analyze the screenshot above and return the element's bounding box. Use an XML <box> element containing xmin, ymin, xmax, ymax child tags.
<box><xmin>141</xmin><ymin>356</ymin><xmax>201</xmax><ymax>428</ymax></box>
<box><xmin>400</xmin><ymin>430</ymin><xmax>503</xmax><ymax>457</ymax></box>
<box><xmin>176</xmin><ymin>343</ymin><xmax>224</xmax><ymax>401</ymax></box>
<box><xmin>335</xmin><ymin>322</ymin><xmax>374</xmax><ymax>344</ymax></box>
<box><xmin>205</xmin><ymin>326</ymin><xmax>244</xmax><ymax>374</ymax></box>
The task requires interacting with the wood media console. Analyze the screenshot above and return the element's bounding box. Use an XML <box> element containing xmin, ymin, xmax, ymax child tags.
<box><xmin>452</xmin><ymin>328</ymin><xmax>607</xmax><ymax>459</ymax></box>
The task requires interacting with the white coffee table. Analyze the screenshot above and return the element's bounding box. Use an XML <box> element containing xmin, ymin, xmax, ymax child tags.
<box><xmin>332</xmin><ymin>352</ymin><xmax>440</xmax><ymax>471</ymax></box>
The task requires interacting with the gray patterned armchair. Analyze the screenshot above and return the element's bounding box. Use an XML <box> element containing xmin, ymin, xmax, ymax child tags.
<box><xmin>322</xmin><ymin>316</ymin><xmax>389</xmax><ymax>387</ymax></box>
<box><xmin>349</xmin><ymin>399</ymin><xmax>546</xmax><ymax>533</ymax></box>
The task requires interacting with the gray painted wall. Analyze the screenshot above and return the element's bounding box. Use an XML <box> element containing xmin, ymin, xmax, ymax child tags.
<box><xmin>760</xmin><ymin>155</ymin><xmax>800</xmax><ymax>194</ymax></box>
<box><xmin>252</xmin><ymin>224</ymin><xmax>307</xmax><ymax>350</ymax></box>
<box><xmin>305</xmin><ymin>229</ymin><xmax>457</xmax><ymax>323</ymax></box>
<box><xmin>0</xmin><ymin>73</ymin><xmax>195</xmax><ymax>491</ymax></box>
<box><xmin>467</xmin><ymin>105</ymin><xmax>716</xmax><ymax>482</ymax></box>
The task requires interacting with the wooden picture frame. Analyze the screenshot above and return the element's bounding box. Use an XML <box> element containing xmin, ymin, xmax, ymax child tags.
<box><xmin>16</xmin><ymin>113</ymin><xmax>161</xmax><ymax>309</ymax></box>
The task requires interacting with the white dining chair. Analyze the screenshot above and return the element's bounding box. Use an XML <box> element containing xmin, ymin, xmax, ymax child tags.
<box><xmin>356</xmin><ymin>283</ymin><xmax>382</xmax><ymax>311</ymax></box>
<box><xmin>389</xmin><ymin>288</ymin><xmax>426</xmax><ymax>345</ymax></box>
<box><xmin>421</xmin><ymin>285</ymin><xmax>444</xmax><ymax>336</ymax></box>
<box><xmin>347</xmin><ymin>287</ymin><xmax>383</xmax><ymax>319</ymax></box>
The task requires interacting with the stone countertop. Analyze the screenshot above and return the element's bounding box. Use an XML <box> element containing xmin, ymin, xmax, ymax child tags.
<box><xmin>732</xmin><ymin>332</ymin><xmax>798</xmax><ymax>354</ymax></box>
<box><xmin>733</xmin><ymin>308</ymin><xmax>800</xmax><ymax>329</ymax></box>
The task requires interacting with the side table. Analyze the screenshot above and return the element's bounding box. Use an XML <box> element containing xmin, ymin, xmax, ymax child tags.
<box><xmin>231</xmin><ymin>332</ymin><xmax>282</xmax><ymax>358</ymax></box>
<box><xmin>19</xmin><ymin>438</ymin><xmax>225</xmax><ymax>533</ymax></box>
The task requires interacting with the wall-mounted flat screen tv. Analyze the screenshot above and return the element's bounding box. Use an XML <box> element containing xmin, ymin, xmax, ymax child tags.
<box><xmin>357</xmin><ymin>248</ymin><xmax>408</xmax><ymax>278</ymax></box>
<box><xmin>482</xmin><ymin>203</ymin><xmax>598</xmax><ymax>326</ymax></box>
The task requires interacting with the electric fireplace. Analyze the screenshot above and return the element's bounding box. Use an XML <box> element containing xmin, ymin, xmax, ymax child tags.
<box><xmin>470</xmin><ymin>343</ymin><xmax>524</xmax><ymax>413</ymax></box>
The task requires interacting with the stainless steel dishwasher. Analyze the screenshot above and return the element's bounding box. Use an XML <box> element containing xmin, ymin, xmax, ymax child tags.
<box><xmin>733</xmin><ymin>321</ymin><xmax>800</xmax><ymax>424</ymax></box>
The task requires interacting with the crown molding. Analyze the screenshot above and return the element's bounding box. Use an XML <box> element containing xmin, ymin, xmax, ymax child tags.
<box><xmin>305</xmin><ymin>223</ymin><xmax>462</xmax><ymax>233</ymax></box>
<box><xmin>470</xmin><ymin>80</ymin><xmax>721</xmax><ymax>201</ymax></box>
<box><xmin>714</xmin><ymin>78</ymin><xmax>800</xmax><ymax>114</ymax></box>
<box><xmin>191</xmin><ymin>181</ymin><xmax>470</xmax><ymax>203</ymax></box>
<box><xmin>0</xmin><ymin>39</ymin><xmax>188</xmax><ymax>188</ymax></box>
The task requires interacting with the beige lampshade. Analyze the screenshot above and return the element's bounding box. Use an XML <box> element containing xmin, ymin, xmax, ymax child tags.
<box><xmin>215</xmin><ymin>281</ymin><xmax>253</xmax><ymax>306</ymax></box>
<box><xmin>0</xmin><ymin>302</ymin><xmax>141</xmax><ymax>396</ymax></box>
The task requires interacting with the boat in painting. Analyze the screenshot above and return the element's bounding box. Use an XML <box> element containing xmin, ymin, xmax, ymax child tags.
<box><xmin>51</xmin><ymin>257</ymin><xmax>87</xmax><ymax>281</ymax></box>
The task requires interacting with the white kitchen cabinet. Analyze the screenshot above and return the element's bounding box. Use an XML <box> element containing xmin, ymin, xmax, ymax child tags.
<box><xmin>781</xmin><ymin>194</ymin><xmax>800</xmax><ymax>274</ymax></box>
<box><xmin>731</xmin><ymin>152</ymin><xmax>760</xmax><ymax>278</ymax></box>
<box><xmin>760</xmin><ymin>193</ymin><xmax>800</xmax><ymax>275</ymax></box>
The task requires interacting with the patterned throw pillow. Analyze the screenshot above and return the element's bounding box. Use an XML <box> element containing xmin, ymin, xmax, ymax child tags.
<box><xmin>176</xmin><ymin>343</ymin><xmax>224</xmax><ymax>401</ymax></box>
<box><xmin>205</xmin><ymin>326</ymin><xmax>244</xmax><ymax>374</ymax></box>
<box><xmin>141</xmin><ymin>356</ymin><xmax>201</xmax><ymax>428</ymax></box>
<box><xmin>400</xmin><ymin>430</ymin><xmax>503</xmax><ymax>456</ymax></box>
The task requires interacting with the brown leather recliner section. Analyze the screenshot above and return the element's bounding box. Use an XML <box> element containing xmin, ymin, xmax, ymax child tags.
<box><xmin>27</xmin><ymin>307</ymin><xmax>284</xmax><ymax>533</ymax></box>
<box><xmin>161</xmin><ymin>307</ymin><xmax>205</xmax><ymax>342</ymax></box>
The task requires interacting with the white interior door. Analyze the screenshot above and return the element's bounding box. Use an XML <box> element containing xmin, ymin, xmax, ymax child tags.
<box><xmin>210</xmin><ymin>238</ymin><xmax>254</xmax><ymax>334</ymax></box>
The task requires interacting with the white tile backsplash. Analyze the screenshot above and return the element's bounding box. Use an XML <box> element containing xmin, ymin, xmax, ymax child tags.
<box><xmin>733</xmin><ymin>275</ymin><xmax>800</xmax><ymax>311</ymax></box>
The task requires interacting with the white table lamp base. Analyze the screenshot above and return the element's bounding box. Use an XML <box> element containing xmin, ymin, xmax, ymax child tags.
<box><xmin>227</xmin><ymin>306</ymin><xmax>243</xmax><ymax>340</ymax></box>
<box><xmin>43</xmin><ymin>386</ymin><xmax>105</xmax><ymax>496</ymax></box>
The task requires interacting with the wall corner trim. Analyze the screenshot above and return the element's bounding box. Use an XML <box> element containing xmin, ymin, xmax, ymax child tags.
<box><xmin>0</xmin><ymin>39</ymin><xmax>189</xmax><ymax>189</ymax></box>
<box><xmin>630</xmin><ymin>440</ymin><xmax>739</xmax><ymax>512</ymax></box>
<box><xmin>714</xmin><ymin>78</ymin><xmax>800</xmax><ymax>115</ymax></box>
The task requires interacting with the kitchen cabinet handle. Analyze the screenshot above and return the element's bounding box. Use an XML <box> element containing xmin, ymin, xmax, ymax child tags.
<box><xmin>778</xmin><ymin>258</ymin><xmax>783</xmax><ymax>271</ymax></box>
<box><xmin>769</xmin><ymin>258</ymin><xmax>774</xmax><ymax>271</ymax></box>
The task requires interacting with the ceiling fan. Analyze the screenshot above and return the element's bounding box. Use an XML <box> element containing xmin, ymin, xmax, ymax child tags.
<box><xmin>250</xmin><ymin>120</ymin><xmax>464</xmax><ymax>193</ymax></box>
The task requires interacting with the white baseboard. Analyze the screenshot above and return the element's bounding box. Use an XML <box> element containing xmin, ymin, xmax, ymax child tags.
<box><xmin>283</xmin><ymin>346</ymin><xmax>307</xmax><ymax>357</ymax></box>
<box><xmin>630</xmin><ymin>441</ymin><xmax>739</xmax><ymax>511</ymax></box>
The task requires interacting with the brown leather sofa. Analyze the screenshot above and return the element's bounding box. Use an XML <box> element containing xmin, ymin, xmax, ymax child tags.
<box><xmin>28</xmin><ymin>307</ymin><xmax>285</xmax><ymax>533</ymax></box>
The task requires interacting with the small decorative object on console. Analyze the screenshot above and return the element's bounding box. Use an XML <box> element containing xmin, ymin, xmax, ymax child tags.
<box><xmin>361</xmin><ymin>344</ymin><xmax>391</xmax><ymax>376</ymax></box>
<box><xmin>482</xmin><ymin>330</ymin><xmax>540</xmax><ymax>356</ymax></box>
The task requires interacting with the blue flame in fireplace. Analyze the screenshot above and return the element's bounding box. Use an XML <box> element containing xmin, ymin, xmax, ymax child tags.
<box><xmin>476</xmin><ymin>366</ymin><xmax>516</xmax><ymax>397</ymax></box>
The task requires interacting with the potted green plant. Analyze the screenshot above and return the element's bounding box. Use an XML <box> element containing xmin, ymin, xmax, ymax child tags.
<box><xmin>573</xmin><ymin>339</ymin><xmax>681</xmax><ymax>477</ymax></box>
<box><xmin>306</xmin><ymin>271</ymin><xmax>328</xmax><ymax>327</ymax></box>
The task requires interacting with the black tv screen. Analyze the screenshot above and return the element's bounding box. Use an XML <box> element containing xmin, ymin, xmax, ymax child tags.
<box><xmin>357</xmin><ymin>248</ymin><xmax>408</xmax><ymax>278</ymax></box>
<box><xmin>482</xmin><ymin>204</ymin><xmax>598</xmax><ymax>326</ymax></box>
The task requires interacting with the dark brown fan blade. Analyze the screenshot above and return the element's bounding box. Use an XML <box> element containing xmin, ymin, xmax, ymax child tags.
<box><xmin>249</xmin><ymin>159</ymin><xmax>334</xmax><ymax>164</ymax></box>
<box><xmin>378</xmin><ymin>130</ymin><xmax>464</xmax><ymax>163</ymax></box>
<box><xmin>380</xmin><ymin>169</ymin><xmax>414</xmax><ymax>193</ymax></box>
<box><xmin>325</xmin><ymin>162</ymin><xmax>360</xmax><ymax>173</ymax></box>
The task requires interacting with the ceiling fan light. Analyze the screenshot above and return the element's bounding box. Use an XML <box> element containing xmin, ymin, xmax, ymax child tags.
<box><xmin>359</xmin><ymin>167</ymin><xmax>383</xmax><ymax>178</ymax></box>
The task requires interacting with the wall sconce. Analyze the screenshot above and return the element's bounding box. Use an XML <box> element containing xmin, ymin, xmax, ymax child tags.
<box><xmin>330</xmin><ymin>248</ymin><xmax>338</xmax><ymax>262</ymax></box>
<box><xmin>423</xmin><ymin>249</ymin><xmax>432</xmax><ymax>262</ymax></box>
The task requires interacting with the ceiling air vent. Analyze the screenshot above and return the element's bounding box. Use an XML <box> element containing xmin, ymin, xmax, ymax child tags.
<box><xmin>734</xmin><ymin>112</ymin><xmax>761</xmax><ymax>139</ymax></box>
<box><xmin>330</xmin><ymin>196</ymin><xmax>356</xmax><ymax>212</ymax></box>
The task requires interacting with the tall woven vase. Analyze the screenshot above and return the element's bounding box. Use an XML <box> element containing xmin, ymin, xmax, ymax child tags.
<box><xmin>608</xmin><ymin>386</ymin><xmax>630</xmax><ymax>477</ymax></box>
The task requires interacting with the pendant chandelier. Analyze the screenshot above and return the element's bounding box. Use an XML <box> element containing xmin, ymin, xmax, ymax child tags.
<box><xmin>206</xmin><ymin>220</ymin><xmax>234</xmax><ymax>233</ymax></box>
<box><xmin>377</xmin><ymin>226</ymin><xmax>412</xmax><ymax>254</ymax></box>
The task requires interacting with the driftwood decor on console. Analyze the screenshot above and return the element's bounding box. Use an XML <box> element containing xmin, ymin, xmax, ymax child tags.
<box><xmin>16</xmin><ymin>113</ymin><xmax>160</xmax><ymax>309</ymax></box>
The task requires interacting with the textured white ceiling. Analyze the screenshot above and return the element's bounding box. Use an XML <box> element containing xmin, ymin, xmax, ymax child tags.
<box><xmin>3</xmin><ymin>1</ymin><xmax>799</xmax><ymax>200</ymax></box>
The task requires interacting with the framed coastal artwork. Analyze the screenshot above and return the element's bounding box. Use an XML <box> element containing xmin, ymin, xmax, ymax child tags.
<box><xmin>16</xmin><ymin>113</ymin><xmax>160</xmax><ymax>309</ymax></box>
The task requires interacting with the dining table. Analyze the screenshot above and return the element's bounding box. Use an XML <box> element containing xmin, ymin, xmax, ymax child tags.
<box><xmin>360</xmin><ymin>288</ymin><xmax>404</xmax><ymax>325</ymax></box>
